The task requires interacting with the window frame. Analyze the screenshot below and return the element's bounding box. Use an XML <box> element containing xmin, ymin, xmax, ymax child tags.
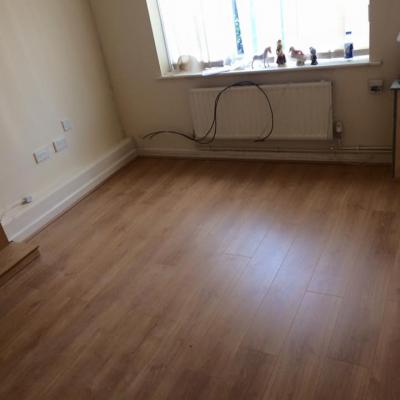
<box><xmin>147</xmin><ymin>0</ymin><xmax>374</xmax><ymax>78</ymax></box>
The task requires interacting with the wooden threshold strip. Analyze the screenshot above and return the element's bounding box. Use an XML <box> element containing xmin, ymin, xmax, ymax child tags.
<box><xmin>0</xmin><ymin>242</ymin><xmax>40</xmax><ymax>288</ymax></box>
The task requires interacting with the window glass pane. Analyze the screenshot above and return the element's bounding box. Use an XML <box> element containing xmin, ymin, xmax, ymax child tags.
<box><xmin>158</xmin><ymin>0</ymin><xmax>237</xmax><ymax>64</ymax></box>
<box><xmin>236</xmin><ymin>0</ymin><xmax>283</xmax><ymax>56</ymax></box>
<box><xmin>156</xmin><ymin>0</ymin><xmax>370</xmax><ymax>67</ymax></box>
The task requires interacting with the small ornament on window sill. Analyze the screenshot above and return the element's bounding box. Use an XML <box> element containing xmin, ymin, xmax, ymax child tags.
<box><xmin>310</xmin><ymin>47</ymin><xmax>318</xmax><ymax>65</ymax></box>
<box><xmin>289</xmin><ymin>47</ymin><xmax>306</xmax><ymax>66</ymax></box>
<box><xmin>252</xmin><ymin>46</ymin><xmax>272</xmax><ymax>69</ymax></box>
<box><xmin>276</xmin><ymin>40</ymin><xmax>287</xmax><ymax>66</ymax></box>
<box><xmin>177</xmin><ymin>55</ymin><xmax>202</xmax><ymax>73</ymax></box>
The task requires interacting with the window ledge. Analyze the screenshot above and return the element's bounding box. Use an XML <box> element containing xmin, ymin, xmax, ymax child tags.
<box><xmin>159</xmin><ymin>56</ymin><xmax>381</xmax><ymax>80</ymax></box>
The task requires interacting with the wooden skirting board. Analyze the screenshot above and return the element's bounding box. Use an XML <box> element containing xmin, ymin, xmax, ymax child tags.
<box><xmin>0</xmin><ymin>226</ymin><xmax>39</xmax><ymax>287</ymax></box>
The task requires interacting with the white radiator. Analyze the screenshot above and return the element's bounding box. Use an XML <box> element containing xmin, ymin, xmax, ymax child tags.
<box><xmin>190</xmin><ymin>81</ymin><xmax>333</xmax><ymax>141</ymax></box>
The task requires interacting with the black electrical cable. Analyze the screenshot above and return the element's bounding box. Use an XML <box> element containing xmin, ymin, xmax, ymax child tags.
<box><xmin>142</xmin><ymin>80</ymin><xmax>274</xmax><ymax>144</ymax></box>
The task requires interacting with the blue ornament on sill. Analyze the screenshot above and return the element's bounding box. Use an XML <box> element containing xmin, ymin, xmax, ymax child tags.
<box><xmin>344</xmin><ymin>31</ymin><xmax>354</xmax><ymax>59</ymax></box>
<box><xmin>310</xmin><ymin>47</ymin><xmax>318</xmax><ymax>66</ymax></box>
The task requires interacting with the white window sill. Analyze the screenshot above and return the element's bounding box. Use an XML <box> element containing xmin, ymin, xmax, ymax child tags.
<box><xmin>159</xmin><ymin>56</ymin><xmax>381</xmax><ymax>80</ymax></box>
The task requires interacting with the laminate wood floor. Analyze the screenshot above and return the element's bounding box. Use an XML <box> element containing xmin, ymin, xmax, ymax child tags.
<box><xmin>1</xmin><ymin>158</ymin><xmax>400</xmax><ymax>400</ymax></box>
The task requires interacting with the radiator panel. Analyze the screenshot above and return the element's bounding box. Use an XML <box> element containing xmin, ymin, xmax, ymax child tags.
<box><xmin>190</xmin><ymin>82</ymin><xmax>333</xmax><ymax>141</ymax></box>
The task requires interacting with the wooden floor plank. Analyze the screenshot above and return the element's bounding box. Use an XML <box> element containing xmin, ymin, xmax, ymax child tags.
<box><xmin>0</xmin><ymin>159</ymin><xmax>399</xmax><ymax>400</ymax></box>
<box><xmin>327</xmin><ymin>211</ymin><xmax>399</xmax><ymax>368</ymax></box>
<box><xmin>367</xmin><ymin>300</ymin><xmax>400</xmax><ymax>400</ymax></box>
<box><xmin>308</xmin><ymin>204</ymin><xmax>368</xmax><ymax>297</ymax></box>
<box><xmin>312</xmin><ymin>358</ymin><xmax>369</xmax><ymax>400</ymax></box>
<box><xmin>241</xmin><ymin>205</ymin><xmax>336</xmax><ymax>355</ymax></box>
<box><xmin>263</xmin><ymin>292</ymin><xmax>341</xmax><ymax>400</ymax></box>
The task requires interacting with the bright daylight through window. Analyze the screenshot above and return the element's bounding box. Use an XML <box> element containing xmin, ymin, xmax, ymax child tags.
<box><xmin>156</xmin><ymin>0</ymin><xmax>370</xmax><ymax>73</ymax></box>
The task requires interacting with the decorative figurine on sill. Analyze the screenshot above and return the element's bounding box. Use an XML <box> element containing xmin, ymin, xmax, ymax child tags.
<box><xmin>289</xmin><ymin>47</ymin><xmax>306</xmax><ymax>66</ymax></box>
<box><xmin>310</xmin><ymin>47</ymin><xmax>318</xmax><ymax>65</ymax></box>
<box><xmin>177</xmin><ymin>55</ymin><xmax>202</xmax><ymax>73</ymax></box>
<box><xmin>276</xmin><ymin>40</ymin><xmax>286</xmax><ymax>66</ymax></box>
<box><xmin>252</xmin><ymin>46</ymin><xmax>272</xmax><ymax>69</ymax></box>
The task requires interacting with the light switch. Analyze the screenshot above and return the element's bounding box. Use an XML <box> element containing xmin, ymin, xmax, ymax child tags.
<box><xmin>369</xmin><ymin>79</ymin><xmax>384</xmax><ymax>94</ymax></box>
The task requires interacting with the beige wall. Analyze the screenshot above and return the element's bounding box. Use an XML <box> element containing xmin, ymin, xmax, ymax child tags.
<box><xmin>0</xmin><ymin>0</ymin><xmax>125</xmax><ymax>213</ymax></box>
<box><xmin>90</xmin><ymin>0</ymin><xmax>400</xmax><ymax>153</ymax></box>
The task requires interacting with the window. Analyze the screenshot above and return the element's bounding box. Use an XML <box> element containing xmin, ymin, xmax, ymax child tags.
<box><xmin>156</xmin><ymin>0</ymin><xmax>370</xmax><ymax>70</ymax></box>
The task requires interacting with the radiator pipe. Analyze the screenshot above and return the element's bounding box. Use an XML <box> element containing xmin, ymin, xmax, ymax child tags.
<box><xmin>204</xmin><ymin>145</ymin><xmax>391</xmax><ymax>154</ymax></box>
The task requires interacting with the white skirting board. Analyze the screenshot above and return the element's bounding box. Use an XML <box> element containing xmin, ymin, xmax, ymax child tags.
<box><xmin>138</xmin><ymin>146</ymin><xmax>392</xmax><ymax>164</ymax></box>
<box><xmin>3</xmin><ymin>138</ymin><xmax>137</xmax><ymax>242</ymax></box>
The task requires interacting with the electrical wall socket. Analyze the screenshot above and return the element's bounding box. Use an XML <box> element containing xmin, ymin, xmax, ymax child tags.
<box><xmin>22</xmin><ymin>195</ymin><xmax>33</xmax><ymax>205</ymax></box>
<box><xmin>369</xmin><ymin>79</ymin><xmax>384</xmax><ymax>94</ymax></box>
<box><xmin>61</xmin><ymin>119</ymin><xmax>72</xmax><ymax>132</ymax></box>
<box><xmin>33</xmin><ymin>147</ymin><xmax>51</xmax><ymax>164</ymax></box>
<box><xmin>53</xmin><ymin>137</ymin><xmax>68</xmax><ymax>153</ymax></box>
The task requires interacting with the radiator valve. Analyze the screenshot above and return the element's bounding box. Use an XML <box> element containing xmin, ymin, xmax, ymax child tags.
<box><xmin>334</xmin><ymin>121</ymin><xmax>344</xmax><ymax>144</ymax></box>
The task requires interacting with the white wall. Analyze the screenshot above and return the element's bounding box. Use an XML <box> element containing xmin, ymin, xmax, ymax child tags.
<box><xmin>90</xmin><ymin>0</ymin><xmax>400</xmax><ymax>155</ymax></box>
<box><xmin>0</xmin><ymin>0</ymin><xmax>126</xmax><ymax>214</ymax></box>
